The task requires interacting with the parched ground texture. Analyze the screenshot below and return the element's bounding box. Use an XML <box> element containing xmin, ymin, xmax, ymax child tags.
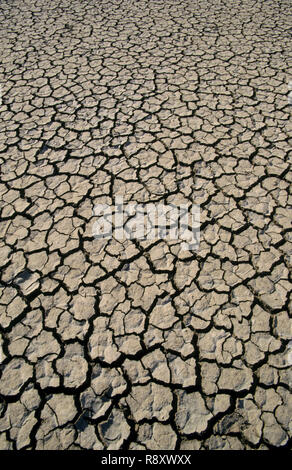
<box><xmin>0</xmin><ymin>0</ymin><xmax>292</xmax><ymax>451</ymax></box>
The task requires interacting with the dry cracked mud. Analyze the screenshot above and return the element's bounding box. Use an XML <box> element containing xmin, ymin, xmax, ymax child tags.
<box><xmin>0</xmin><ymin>0</ymin><xmax>292</xmax><ymax>451</ymax></box>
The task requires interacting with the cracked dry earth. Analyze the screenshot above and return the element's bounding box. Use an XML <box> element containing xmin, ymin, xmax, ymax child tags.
<box><xmin>0</xmin><ymin>0</ymin><xmax>292</xmax><ymax>452</ymax></box>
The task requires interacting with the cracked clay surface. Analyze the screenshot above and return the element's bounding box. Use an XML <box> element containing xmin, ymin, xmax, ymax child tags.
<box><xmin>0</xmin><ymin>0</ymin><xmax>292</xmax><ymax>451</ymax></box>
